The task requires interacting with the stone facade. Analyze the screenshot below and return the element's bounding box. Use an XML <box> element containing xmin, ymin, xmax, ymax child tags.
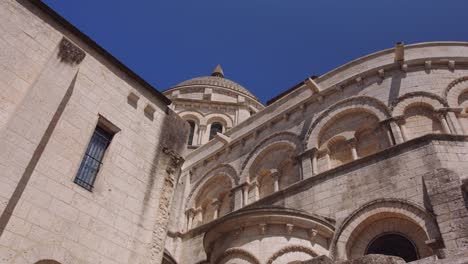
<box><xmin>1</xmin><ymin>1</ymin><xmax>468</xmax><ymax>264</ymax></box>
<box><xmin>0</xmin><ymin>1</ymin><xmax>187</xmax><ymax>263</ymax></box>
<box><xmin>166</xmin><ymin>42</ymin><xmax>468</xmax><ymax>264</ymax></box>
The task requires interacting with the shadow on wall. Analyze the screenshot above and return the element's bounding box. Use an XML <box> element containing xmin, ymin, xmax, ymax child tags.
<box><xmin>0</xmin><ymin>73</ymin><xmax>77</xmax><ymax>237</ymax></box>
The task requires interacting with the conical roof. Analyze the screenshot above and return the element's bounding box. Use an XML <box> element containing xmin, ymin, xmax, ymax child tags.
<box><xmin>168</xmin><ymin>65</ymin><xmax>259</xmax><ymax>101</ymax></box>
<box><xmin>211</xmin><ymin>64</ymin><xmax>224</xmax><ymax>78</ymax></box>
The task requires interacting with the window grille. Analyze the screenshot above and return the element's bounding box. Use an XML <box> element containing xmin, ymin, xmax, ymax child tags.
<box><xmin>74</xmin><ymin>126</ymin><xmax>113</xmax><ymax>191</ymax></box>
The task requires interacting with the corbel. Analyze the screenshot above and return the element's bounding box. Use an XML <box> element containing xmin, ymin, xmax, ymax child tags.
<box><xmin>305</xmin><ymin>77</ymin><xmax>321</xmax><ymax>94</ymax></box>
<box><xmin>215</xmin><ymin>133</ymin><xmax>231</xmax><ymax>145</ymax></box>
<box><xmin>394</xmin><ymin>42</ymin><xmax>405</xmax><ymax>64</ymax></box>
<box><xmin>127</xmin><ymin>91</ymin><xmax>140</xmax><ymax>108</ymax></box>
<box><xmin>425</xmin><ymin>61</ymin><xmax>432</xmax><ymax>72</ymax></box>
<box><xmin>378</xmin><ymin>69</ymin><xmax>385</xmax><ymax>79</ymax></box>
<box><xmin>448</xmin><ymin>60</ymin><xmax>455</xmax><ymax>71</ymax></box>
<box><xmin>144</xmin><ymin>104</ymin><xmax>156</xmax><ymax>120</ymax></box>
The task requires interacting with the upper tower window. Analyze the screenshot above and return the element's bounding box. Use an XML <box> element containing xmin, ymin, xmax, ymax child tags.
<box><xmin>209</xmin><ymin>122</ymin><xmax>223</xmax><ymax>140</ymax></box>
<box><xmin>187</xmin><ymin>120</ymin><xmax>196</xmax><ymax>145</ymax></box>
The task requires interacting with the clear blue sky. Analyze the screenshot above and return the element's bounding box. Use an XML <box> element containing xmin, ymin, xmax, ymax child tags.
<box><xmin>43</xmin><ymin>0</ymin><xmax>467</xmax><ymax>104</ymax></box>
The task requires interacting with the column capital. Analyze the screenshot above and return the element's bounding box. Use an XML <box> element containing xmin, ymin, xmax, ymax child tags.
<box><xmin>185</xmin><ymin>208</ymin><xmax>196</xmax><ymax>217</ymax></box>
<box><xmin>241</xmin><ymin>182</ymin><xmax>251</xmax><ymax>192</ymax></box>
<box><xmin>270</xmin><ymin>169</ymin><xmax>280</xmax><ymax>179</ymax></box>
<box><xmin>346</xmin><ymin>138</ymin><xmax>357</xmax><ymax>147</ymax></box>
<box><xmin>211</xmin><ymin>199</ymin><xmax>222</xmax><ymax>208</ymax></box>
<box><xmin>298</xmin><ymin>147</ymin><xmax>319</xmax><ymax>159</ymax></box>
<box><xmin>318</xmin><ymin>147</ymin><xmax>330</xmax><ymax>156</ymax></box>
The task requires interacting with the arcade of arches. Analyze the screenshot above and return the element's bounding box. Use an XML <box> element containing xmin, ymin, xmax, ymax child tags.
<box><xmin>1</xmin><ymin>9</ymin><xmax>468</xmax><ymax>264</ymax></box>
<box><xmin>170</xmin><ymin>47</ymin><xmax>468</xmax><ymax>264</ymax></box>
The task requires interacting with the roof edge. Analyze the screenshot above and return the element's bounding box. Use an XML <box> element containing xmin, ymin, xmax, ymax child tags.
<box><xmin>26</xmin><ymin>0</ymin><xmax>171</xmax><ymax>105</ymax></box>
<box><xmin>266</xmin><ymin>41</ymin><xmax>468</xmax><ymax>106</ymax></box>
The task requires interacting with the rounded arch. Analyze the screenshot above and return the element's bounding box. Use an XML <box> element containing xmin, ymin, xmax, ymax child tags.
<box><xmin>240</xmin><ymin>132</ymin><xmax>302</xmax><ymax>183</ymax></box>
<box><xmin>12</xmin><ymin>243</ymin><xmax>82</xmax><ymax>264</ymax></box>
<box><xmin>444</xmin><ymin>76</ymin><xmax>468</xmax><ymax>107</ymax></box>
<box><xmin>266</xmin><ymin>245</ymin><xmax>318</xmax><ymax>264</ymax></box>
<box><xmin>214</xmin><ymin>248</ymin><xmax>261</xmax><ymax>264</ymax></box>
<box><xmin>331</xmin><ymin>199</ymin><xmax>440</xmax><ymax>260</ymax></box>
<box><xmin>204</xmin><ymin>112</ymin><xmax>234</xmax><ymax>129</ymax></box>
<box><xmin>179</xmin><ymin>110</ymin><xmax>204</xmax><ymax>125</ymax></box>
<box><xmin>186</xmin><ymin>164</ymin><xmax>238</xmax><ymax>210</ymax></box>
<box><xmin>391</xmin><ymin>92</ymin><xmax>447</xmax><ymax>117</ymax></box>
<box><xmin>305</xmin><ymin>96</ymin><xmax>390</xmax><ymax>149</ymax></box>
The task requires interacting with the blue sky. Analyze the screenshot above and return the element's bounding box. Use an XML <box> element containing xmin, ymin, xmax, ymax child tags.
<box><xmin>43</xmin><ymin>0</ymin><xmax>467</xmax><ymax>104</ymax></box>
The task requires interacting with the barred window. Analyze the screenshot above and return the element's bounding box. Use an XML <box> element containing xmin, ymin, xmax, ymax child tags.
<box><xmin>74</xmin><ymin>125</ymin><xmax>113</xmax><ymax>191</ymax></box>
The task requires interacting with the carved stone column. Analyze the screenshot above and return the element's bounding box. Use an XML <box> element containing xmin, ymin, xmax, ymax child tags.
<box><xmin>435</xmin><ymin>111</ymin><xmax>451</xmax><ymax>134</ymax></box>
<box><xmin>271</xmin><ymin>169</ymin><xmax>280</xmax><ymax>192</ymax></box>
<box><xmin>311</xmin><ymin>148</ymin><xmax>319</xmax><ymax>176</ymax></box>
<box><xmin>395</xmin><ymin>116</ymin><xmax>408</xmax><ymax>142</ymax></box>
<box><xmin>347</xmin><ymin>138</ymin><xmax>358</xmax><ymax>160</ymax></box>
<box><xmin>231</xmin><ymin>185</ymin><xmax>244</xmax><ymax>210</ymax></box>
<box><xmin>320</xmin><ymin>148</ymin><xmax>331</xmax><ymax>170</ymax></box>
<box><xmin>379</xmin><ymin>119</ymin><xmax>395</xmax><ymax>146</ymax></box>
<box><xmin>252</xmin><ymin>181</ymin><xmax>260</xmax><ymax>202</ymax></box>
<box><xmin>195</xmin><ymin>207</ymin><xmax>204</xmax><ymax>224</ymax></box>
<box><xmin>444</xmin><ymin>108</ymin><xmax>464</xmax><ymax>134</ymax></box>
<box><xmin>186</xmin><ymin>208</ymin><xmax>195</xmax><ymax>231</ymax></box>
<box><xmin>242</xmin><ymin>183</ymin><xmax>249</xmax><ymax>207</ymax></box>
<box><xmin>198</xmin><ymin>124</ymin><xmax>207</xmax><ymax>145</ymax></box>
<box><xmin>386</xmin><ymin>117</ymin><xmax>405</xmax><ymax>144</ymax></box>
<box><xmin>212</xmin><ymin>199</ymin><xmax>221</xmax><ymax>220</ymax></box>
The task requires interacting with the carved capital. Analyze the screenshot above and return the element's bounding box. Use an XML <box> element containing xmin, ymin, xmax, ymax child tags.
<box><xmin>308</xmin><ymin>229</ymin><xmax>318</xmax><ymax>241</ymax></box>
<box><xmin>58</xmin><ymin>38</ymin><xmax>86</xmax><ymax>65</ymax></box>
<box><xmin>285</xmin><ymin>224</ymin><xmax>294</xmax><ymax>235</ymax></box>
<box><xmin>162</xmin><ymin>147</ymin><xmax>184</xmax><ymax>167</ymax></box>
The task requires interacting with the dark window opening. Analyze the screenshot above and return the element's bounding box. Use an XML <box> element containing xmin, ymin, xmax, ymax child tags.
<box><xmin>187</xmin><ymin>120</ymin><xmax>195</xmax><ymax>145</ymax></box>
<box><xmin>366</xmin><ymin>233</ymin><xmax>419</xmax><ymax>262</ymax></box>
<box><xmin>209</xmin><ymin>122</ymin><xmax>223</xmax><ymax>140</ymax></box>
<box><xmin>74</xmin><ymin>125</ymin><xmax>114</xmax><ymax>191</ymax></box>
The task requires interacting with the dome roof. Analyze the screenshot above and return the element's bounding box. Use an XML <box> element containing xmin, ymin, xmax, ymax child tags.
<box><xmin>168</xmin><ymin>65</ymin><xmax>260</xmax><ymax>101</ymax></box>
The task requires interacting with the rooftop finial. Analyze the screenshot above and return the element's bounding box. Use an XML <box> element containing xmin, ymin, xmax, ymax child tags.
<box><xmin>211</xmin><ymin>64</ymin><xmax>224</xmax><ymax>78</ymax></box>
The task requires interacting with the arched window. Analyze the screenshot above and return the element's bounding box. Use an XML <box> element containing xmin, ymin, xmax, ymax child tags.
<box><xmin>187</xmin><ymin>120</ymin><xmax>196</xmax><ymax>145</ymax></box>
<box><xmin>209</xmin><ymin>122</ymin><xmax>223</xmax><ymax>140</ymax></box>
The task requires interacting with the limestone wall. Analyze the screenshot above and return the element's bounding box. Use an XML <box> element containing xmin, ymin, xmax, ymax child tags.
<box><xmin>0</xmin><ymin>1</ymin><xmax>187</xmax><ymax>263</ymax></box>
<box><xmin>173</xmin><ymin>42</ymin><xmax>468</xmax><ymax>263</ymax></box>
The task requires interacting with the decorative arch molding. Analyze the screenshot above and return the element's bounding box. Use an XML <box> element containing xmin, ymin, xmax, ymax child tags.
<box><xmin>305</xmin><ymin>96</ymin><xmax>391</xmax><ymax>149</ymax></box>
<box><xmin>443</xmin><ymin>76</ymin><xmax>468</xmax><ymax>107</ymax></box>
<box><xmin>12</xmin><ymin>243</ymin><xmax>82</xmax><ymax>264</ymax></box>
<box><xmin>266</xmin><ymin>245</ymin><xmax>318</xmax><ymax>264</ymax></box>
<box><xmin>178</xmin><ymin>110</ymin><xmax>204</xmax><ymax>124</ymax></box>
<box><xmin>204</xmin><ymin>112</ymin><xmax>234</xmax><ymax>128</ymax></box>
<box><xmin>239</xmin><ymin>132</ymin><xmax>302</xmax><ymax>183</ymax></box>
<box><xmin>330</xmin><ymin>198</ymin><xmax>440</xmax><ymax>260</ymax></box>
<box><xmin>391</xmin><ymin>92</ymin><xmax>448</xmax><ymax>117</ymax></box>
<box><xmin>214</xmin><ymin>248</ymin><xmax>261</xmax><ymax>264</ymax></box>
<box><xmin>186</xmin><ymin>164</ymin><xmax>238</xmax><ymax>210</ymax></box>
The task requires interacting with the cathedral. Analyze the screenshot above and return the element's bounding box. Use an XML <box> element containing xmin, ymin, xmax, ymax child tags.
<box><xmin>1</xmin><ymin>1</ymin><xmax>468</xmax><ymax>264</ymax></box>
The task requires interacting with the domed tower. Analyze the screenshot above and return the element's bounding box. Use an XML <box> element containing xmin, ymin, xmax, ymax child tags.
<box><xmin>164</xmin><ymin>65</ymin><xmax>264</xmax><ymax>149</ymax></box>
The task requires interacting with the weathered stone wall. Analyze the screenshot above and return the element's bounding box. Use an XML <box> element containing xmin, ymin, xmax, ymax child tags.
<box><xmin>0</xmin><ymin>1</ymin><xmax>187</xmax><ymax>263</ymax></box>
<box><xmin>173</xmin><ymin>42</ymin><xmax>468</xmax><ymax>263</ymax></box>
